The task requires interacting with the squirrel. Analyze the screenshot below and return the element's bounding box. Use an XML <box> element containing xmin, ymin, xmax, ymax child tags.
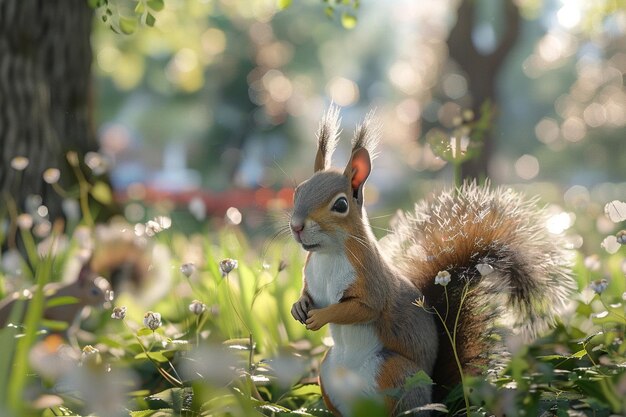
<box><xmin>0</xmin><ymin>262</ymin><xmax>112</xmax><ymax>328</ymax></box>
<box><xmin>289</xmin><ymin>106</ymin><xmax>574</xmax><ymax>416</ymax></box>
<box><xmin>0</xmin><ymin>227</ymin><xmax>151</xmax><ymax>329</ymax></box>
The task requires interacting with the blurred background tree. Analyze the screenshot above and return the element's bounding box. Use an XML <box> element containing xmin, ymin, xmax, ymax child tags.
<box><xmin>1</xmin><ymin>0</ymin><xmax>624</xmax><ymax>230</ymax></box>
<box><xmin>0</xmin><ymin>0</ymin><xmax>95</xmax><ymax>219</ymax></box>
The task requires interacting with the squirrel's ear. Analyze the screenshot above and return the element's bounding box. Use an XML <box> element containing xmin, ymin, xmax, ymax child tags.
<box><xmin>314</xmin><ymin>105</ymin><xmax>341</xmax><ymax>172</ymax></box>
<box><xmin>344</xmin><ymin>147</ymin><xmax>371</xmax><ymax>206</ymax></box>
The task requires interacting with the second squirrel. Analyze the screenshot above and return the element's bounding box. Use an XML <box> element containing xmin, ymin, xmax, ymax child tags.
<box><xmin>289</xmin><ymin>107</ymin><xmax>574</xmax><ymax>416</ymax></box>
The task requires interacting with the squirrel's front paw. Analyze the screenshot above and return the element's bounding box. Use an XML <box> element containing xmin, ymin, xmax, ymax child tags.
<box><xmin>305</xmin><ymin>309</ymin><xmax>326</xmax><ymax>331</ymax></box>
<box><xmin>291</xmin><ymin>295</ymin><xmax>311</xmax><ymax>324</ymax></box>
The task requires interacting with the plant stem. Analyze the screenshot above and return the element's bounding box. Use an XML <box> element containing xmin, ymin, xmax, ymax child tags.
<box><xmin>433</xmin><ymin>284</ymin><xmax>471</xmax><ymax>415</ymax></box>
<box><xmin>69</xmin><ymin>159</ymin><xmax>94</xmax><ymax>227</ymax></box>
<box><xmin>125</xmin><ymin>321</ymin><xmax>182</xmax><ymax>387</ymax></box>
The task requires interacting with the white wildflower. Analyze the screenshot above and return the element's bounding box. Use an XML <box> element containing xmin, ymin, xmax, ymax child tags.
<box><xmin>219</xmin><ymin>258</ymin><xmax>238</xmax><ymax>277</ymax></box>
<box><xmin>189</xmin><ymin>300</ymin><xmax>206</xmax><ymax>315</ymax></box>
<box><xmin>143</xmin><ymin>216</ymin><xmax>172</xmax><ymax>237</ymax></box>
<box><xmin>590</xmin><ymin>279</ymin><xmax>609</xmax><ymax>295</ymax></box>
<box><xmin>16</xmin><ymin>213</ymin><xmax>33</xmax><ymax>230</ymax></box>
<box><xmin>143</xmin><ymin>311</ymin><xmax>162</xmax><ymax>331</ymax></box>
<box><xmin>10</xmin><ymin>156</ymin><xmax>29</xmax><ymax>171</ymax></box>
<box><xmin>43</xmin><ymin>168</ymin><xmax>61</xmax><ymax>184</ymax></box>
<box><xmin>434</xmin><ymin>270</ymin><xmax>451</xmax><ymax>286</ymax></box>
<box><xmin>111</xmin><ymin>306</ymin><xmax>127</xmax><ymax>320</ymax></box>
<box><xmin>80</xmin><ymin>345</ymin><xmax>101</xmax><ymax>366</ymax></box>
<box><xmin>180</xmin><ymin>263</ymin><xmax>196</xmax><ymax>278</ymax></box>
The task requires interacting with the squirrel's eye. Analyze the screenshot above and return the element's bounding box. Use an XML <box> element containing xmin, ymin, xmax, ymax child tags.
<box><xmin>331</xmin><ymin>197</ymin><xmax>349</xmax><ymax>214</ymax></box>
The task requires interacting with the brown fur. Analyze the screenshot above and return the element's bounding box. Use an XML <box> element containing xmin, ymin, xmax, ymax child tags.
<box><xmin>385</xmin><ymin>183</ymin><xmax>574</xmax><ymax>401</ymax></box>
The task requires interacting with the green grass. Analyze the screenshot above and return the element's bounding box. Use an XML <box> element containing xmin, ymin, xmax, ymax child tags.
<box><xmin>0</xmin><ymin>207</ymin><xmax>625</xmax><ymax>417</ymax></box>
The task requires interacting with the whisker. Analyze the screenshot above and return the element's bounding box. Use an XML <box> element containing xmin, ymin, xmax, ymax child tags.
<box><xmin>370</xmin><ymin>225</ymin><xmax>393</xmax><ymax>234</ymax></box>
<box><xmin>273</xmin><ymin>159</ymin><xmax>298</xmax><ymax>189</ymax></box>
<box><xmin>368</xmin><ymin>213</ymin><xmax>394</xmax><ymax>220</ymax></box>
<box><xmin>261</xmin><ymin>227</ymin><xmax>293</xmax><ymax>260</ymax></box>
<box><xmin>344</xmin><ymin>245</ymin><xmax>365</xmax><ymax>270</ymax></box>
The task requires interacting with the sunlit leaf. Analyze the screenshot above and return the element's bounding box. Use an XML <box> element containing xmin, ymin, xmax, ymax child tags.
<box><xmin>90</xmin><ymin>181</ymin><xmax>113</xmax><ymax>205</ymax></box>
<box><xmin>119</xmin><ymin>16</ymin><xmax>137</xmax><ymax>34</ymax></box>
<box><xmin>44</xmin><ymin>296</ymin><xmax>79</xmax><ymax>308</ymax></box>
<box><xmin>137</xmin><ymin>327</ymin><xmax>154</xmax><ymax>337</ymax></box>
<box><xmin>426</xmin><ymin>128</ymin><xmax>453</xmax><ymax>161</ymax></box>
<box><xmin>145</xmin><ymin>13</ymin><xmax>156</xmax><ymax>27</ymax></box>
<box><xmin>40</xmin><ymin>320</ymin><xmax>69</xmax><ymax>331</ymax></box>
<box><xmin>341</xmin><ymin>13</ymin><xmax>357</xmax><ymax>29</ymax></box>
<box><xmin>277</xmin><ymin>0</ymin><xmax>292</xmax><ymax>10</ymax></box>
<box><xmin>130</xmin><ymin>410</ymin><xmax>173</xmax><ymax>417</ymax></box>
<box><xmin>147</xmin><ymin>0</ymin><xmax>164</xmax><ymax>12</ymax></box>
<box><xmin>403</xmin><ymin>370</ymin><xmax>433</xmax><ymax>389</ymax></box>
<box><xmin>134</xmin><ymin>351</ymin><xmax>169</xmax><ymax>362</ymax></box>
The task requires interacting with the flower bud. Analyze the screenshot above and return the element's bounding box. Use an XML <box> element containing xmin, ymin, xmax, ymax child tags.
<box><xmin>111</xmin><ymin>306</ymin><xmax>127</xmax><ymax>320</ymax></box>
<box><xmin>434</xmin><ymin>270</ymin><xmax>451</xmax><ymax>286</ymax></box>
<box><xmin>180</xmin><ymin>263</ymin><xmax>196</xmax><ymax>278</ymax></box>
<box><xmin>219</xmin><ymin>258</ymin><xmax>238</xmax><ymax>277</ymax></box>
<box><xmin>143</xmin><ymin>311</ymin><xmax>162</xmax><ymax>331</ymax></box>
<box><xmin>189</xmin><ymin>300</ymin><xmax>207</xmax><ymax>315</ymax></box>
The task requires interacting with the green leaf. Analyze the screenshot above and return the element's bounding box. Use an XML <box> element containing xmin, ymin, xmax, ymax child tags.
<box><xmin>90</xmin><ymin>181</ymin><xmax>113</xmax><ymax>205</ymax></box>
<box><xmin>145</xmin><ymin>13</ymin><xmax>156</xmax><ymax>27</ymax></box>
<box><xmin>128</xmin><ymin>389</ymin><xmax>151</xmax><ymax>397</ymax></box>
<box><xmin>351</xmin><ymin>398</ymin><xmax>387</xmax><ymax>417</ymax></box>
<box><xmin>45</xmin><ymin>296</ymin><xmax>79</xmax><ymax>308</ymax></box>
<box><xmin>137</xmin><ymin>327</ymin><xmax>154</xmax><ymax>337</ymax></box>
<box><xmin>340</xmin><ymin>12</ymin><xmax>357</xmax><ymax>29</ymax></box>
<box><xmin>426</xmin><ymin>128</ymin><xmax>453</xmax><ymax>161</ymax></box>
<box><xmin>134</xmin><ymin>351</ymin><xmax>169</xmax><ymax>362</ymax></box>
<box><xmin>135</xmin><ymin>2</ymin><xmax>145</xmax><ymax>13</ymax></box>
<box><xmin>277</xmin><ymin>0</ymin><xmax>292</xmax><ymax>9</ymax></box>
<box><xmin>40</xmin><ymin>319</ymin><xmax>69</xmax><ymax>331</ymax></box>
<box><xmin>130</xmin><ymin>410</ymin><xmax>175</xmax><ymax>417</ymax></box>
<box><xmin>147</xmin><ymin>0</ymin><xmax>165</xmax><ymax>11</ymax></box>
<box><xmin>571</xmin><ymin>349</ymin><xmax>587</xmax><ymax>359</ymax></box>
<box><xmin>537</xmin><ymin>354</ymin><xmax>569</xmax><ymax>361</ymax></box>
<box><xmin>324</xmin><ymin>6</ymin><xmax>334</xmax><ymax>18</ymax></box>
<box><xmin>119</xmin><ymin>16</ymin><xmax>138</xmax><ymax>34</ymax></box>
<box><xmin>404</xmin><ymin>370</ymin><xmax>433</xmax><ymax>389</ymax></box>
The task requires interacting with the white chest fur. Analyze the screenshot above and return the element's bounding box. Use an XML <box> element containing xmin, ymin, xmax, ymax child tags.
<box><xmin>305</xmin><ymin>251</ymin><xmax>384</xmax><ymax>414</ymax></box>
<box><xmin>305</xmin><ymin>251</ymin><xmax>356</xmax><ymax>308</ymax></box>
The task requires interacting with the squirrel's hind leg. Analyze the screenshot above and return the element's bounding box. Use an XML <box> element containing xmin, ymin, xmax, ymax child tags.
<box><xmin>377</xmin><ymin>352</ymin><xmax>432</xmax><ymax>416</ymax></box>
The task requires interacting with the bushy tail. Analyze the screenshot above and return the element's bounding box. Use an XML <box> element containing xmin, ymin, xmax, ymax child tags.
<box><xmin>384</xmin><ymin>182</ymin><xmax>574</xmax><ymax>396</ymax></box>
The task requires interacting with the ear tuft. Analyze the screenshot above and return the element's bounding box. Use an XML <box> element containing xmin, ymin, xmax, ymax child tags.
<box><xmin>314</xmin><ymin>105</ymin><xmax>342</xmax><ymax>172</ymax></box>
<box><xmin>351</xmin><ymin>110</ymin><xmax>380</xmax><ymax>160</ymax></box>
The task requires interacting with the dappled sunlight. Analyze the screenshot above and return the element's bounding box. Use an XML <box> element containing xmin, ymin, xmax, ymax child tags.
<box><xmin>1</xmin><ymin>0</ymin><xmax>625</xmax><ymax>415</ymax></box>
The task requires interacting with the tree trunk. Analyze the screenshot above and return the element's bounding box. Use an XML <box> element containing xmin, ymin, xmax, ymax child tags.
<box><xmin>447</xmin><ymin>0</ymin><xmax>521</xmax><ymax>181</ymax></box>
<box><xmin>0</xmin><ymin>0</ymin><xmax>95</xmax><ymax>216</ymax></box>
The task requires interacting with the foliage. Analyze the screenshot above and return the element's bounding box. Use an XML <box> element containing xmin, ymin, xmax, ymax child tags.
<box><xmin>89</xmin><ymin>0</ymin><xmax>165</xmax><ymax>34</ymax></box>
<box><xmin>1</xmin><ymin>150</ymin><xmax>626</xmax><ymax>416</ymax></box>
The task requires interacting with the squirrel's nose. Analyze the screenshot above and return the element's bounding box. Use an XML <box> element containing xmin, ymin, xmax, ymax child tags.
<box><xmin>290</xmin><ymin>221</ymin><xmax>304</xmax><ymax>233</ymax></box>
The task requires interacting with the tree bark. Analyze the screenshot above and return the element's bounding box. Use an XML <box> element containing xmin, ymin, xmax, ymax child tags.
<box><xmin>0</xmin><ymin>0</ymin><xmax>95</xmax><ymax>216</ymax></box>
<box><xmin>447</xmin><ymin>0</ymin><xmax>521</xmax><ymax>181</ymax></box>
